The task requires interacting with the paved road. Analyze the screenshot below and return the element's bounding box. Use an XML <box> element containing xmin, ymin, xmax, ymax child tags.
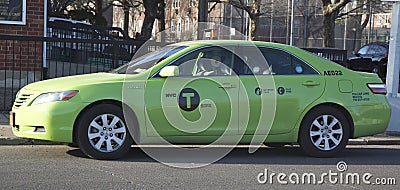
<box><xmin>0</xmin><ymin>145</ymin><xmax>399</xmax><ymax>189</ymax></box>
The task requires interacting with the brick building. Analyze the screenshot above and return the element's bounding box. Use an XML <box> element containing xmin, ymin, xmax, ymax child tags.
<box><xmin>0</xmin><ymin>0</ymin><xmax>46</xmax><ymax>110</ymax></box>
<box><xmin>0</xmin><ymin>0</ymin><xmax>45</xmax><ymax>71</ymax></box>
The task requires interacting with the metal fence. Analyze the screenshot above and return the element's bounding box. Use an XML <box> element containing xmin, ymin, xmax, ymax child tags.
<box><xmin>302</xmin><ymin>48</ymin><xmax>348</xmax><ymax>67</ymax></box>
<box><xmin>0</xmin><ymin>35</ymin><xmax>159</xmax><ymax>111</ymax></box>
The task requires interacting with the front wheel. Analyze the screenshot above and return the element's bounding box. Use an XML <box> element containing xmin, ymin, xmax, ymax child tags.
<box><xmin>76</xmin><ymin>104</ymin><xmax>133</xmax><ymax>160</ymax></box>
<box><xmin>299</xmin><ymin>106</ymin><xmax>350</xmax><ymax>157</ymax></box>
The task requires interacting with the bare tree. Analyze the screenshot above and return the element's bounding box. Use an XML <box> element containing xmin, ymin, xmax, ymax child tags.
<box><xmin>219</xmin><ymin>0</ymin><xmax>272</xmax><ymax>40</ymax></box>
<box><xmin>112</xmin><ymin>1</ymin><xmax>143</xmax><ymax>36</ymax></box>
<box><xmin>338</xmin><ymin>0</ymin><xmax>389</xmax><ymax>50</ymax></box>
<box><xmin>298</xmin><ymin>0</ymin><xmax>388</xmax><ymax>48</ymax></box>
<box><xmin>138</xmin><ymin>0</ymin><xmax>165</xmax><ymax>40</ymax></box>
<box><xmin>48</xmin><ymin>0</ymin><xmax>75</xmax><ymax>18</ymax></box>
<box><xmin>320</xmin><ymin>0</ymin><xmax>352</xmax><ymax>47</ymax></box>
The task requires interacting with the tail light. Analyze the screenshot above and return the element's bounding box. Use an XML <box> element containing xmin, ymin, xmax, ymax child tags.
<box><xmin>385</xmin><ymin>53</ymin><xmax>388</xmax><ymax>59</ymax></box>
<box><xmin>367</xmin><ymin>83</ymin><xmax>387</xmax><ymax>94</ymax></box>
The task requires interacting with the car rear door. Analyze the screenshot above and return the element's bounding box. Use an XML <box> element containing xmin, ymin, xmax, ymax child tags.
<box><xmin>237</xmin><ymin>47</ymin><xmax>325</xmax><ymax>135</ymax></box>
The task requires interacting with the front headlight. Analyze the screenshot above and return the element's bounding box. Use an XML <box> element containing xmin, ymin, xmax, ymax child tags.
<box><xmin>31</xmin><ymin>90</ymin><xmax>79</xmax><ymax>105</ymax></box>
<box><xmin>15</xmin><ymin>90</ymin><xmax>20</xmax><ymax>99</ymax></box>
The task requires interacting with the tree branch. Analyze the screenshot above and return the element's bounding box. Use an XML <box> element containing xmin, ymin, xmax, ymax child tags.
<box><xmin>337</xmin><ymin>1</ymin><xmax>369</xmax><ymax>18</ymax></box>
<box><xmin>323</xmin><ymin>0</ymin><xmax>351</xmax><ymax>14</ymax></box>
<box><xmin>219</xmin><ymin>0</ymin><xmax>251</xmax><ymax>14</ymax></box>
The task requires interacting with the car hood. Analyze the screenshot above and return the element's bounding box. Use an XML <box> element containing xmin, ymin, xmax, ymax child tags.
<box><xmin>23</xmin><ymin>73</ymin><xmax>130</xmax><ymax>92</ymax></box>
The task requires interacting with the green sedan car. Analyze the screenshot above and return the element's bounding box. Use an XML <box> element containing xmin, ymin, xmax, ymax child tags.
<box><xmin>10</xmin><ymin>40</ymin><xmax>391</xmax><ymax>159</ymax></box>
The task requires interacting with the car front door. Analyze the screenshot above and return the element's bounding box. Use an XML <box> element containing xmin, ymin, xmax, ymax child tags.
<box><xmin>145</xmin><ymin>46</ymin><xmax>239</xmax><ymax>139</ymax></box>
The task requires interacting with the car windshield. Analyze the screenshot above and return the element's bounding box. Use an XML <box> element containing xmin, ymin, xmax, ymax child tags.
<box><xmin>112</xmin><ymin>45</ymin><xmax>187</xmax><ymax>74</ymax></box>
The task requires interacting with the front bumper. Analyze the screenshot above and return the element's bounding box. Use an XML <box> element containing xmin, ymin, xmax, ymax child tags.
<box><xmin>11</xmin><ymin>101</ymin><xmax>87</xmax><ymax>143</ymax></box>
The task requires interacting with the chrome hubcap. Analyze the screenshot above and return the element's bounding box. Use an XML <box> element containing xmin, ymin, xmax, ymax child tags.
<box><xmin>309</xmin><ymin>115</ymin><xmax>343</xmax><ymax>151</ymax></box>
<box><xmin>88</xmin><ymin>114</ymin><xmax>126</xmax><ymax>153</ymax></box>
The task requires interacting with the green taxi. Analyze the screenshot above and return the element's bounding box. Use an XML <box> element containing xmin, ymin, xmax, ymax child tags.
<box><xmin>10</xmin><ymin>40</ymin><xmax>391</xmax><ymax>159</ymax></box>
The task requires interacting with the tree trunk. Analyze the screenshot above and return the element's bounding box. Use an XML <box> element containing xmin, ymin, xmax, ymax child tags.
<box><xmin>157</xmin><ymin>0</ymin><xmax>166</xmax><ymax>42</ymax></box>
<box><xmin>139</xmin><ymin>0</ymin><xmax>158</xmax><ymax>40</ymax></box>
<box><xmin>249</xmin><ymin>0</ymin><xmax>261</xmax><ymax>41</ymax></box>
<box><xmin>95</xmin><ymin>0</ymin><xmax>103</xmax><ymax>14</ymax></box>
<box><xmin>93</xmin><ymin>0</ymin><xmax>107</xmax><ymax>25</ymax></box>
<box><xmin>249</xmin><ymin>16</ymin><xmax>259</xmax><ymax>41</ymax></box>
<box><xmin>123</xmin><ymin>1</ymin><xmax>130</xmax><ymax>38</ymax></box>
<box><xmin>323</xmin><ymin>12</ymin><xmax>336</xmax><ymax>47</ymax></box>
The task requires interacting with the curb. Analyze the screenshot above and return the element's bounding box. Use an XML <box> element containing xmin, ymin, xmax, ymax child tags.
<box><xmin>0</xmin><ymin>137</ymin><xmax>64</xmax><ymax>145</ymax></box>
<box><xmin>348</xmin><ymin>139</ymin><xmax>400</xmax><ymax>145</ymax></box>
<box><xmin>0</xmin><ymin>137</ymin><xmax>399</xmax><ymax>146</ymax></box>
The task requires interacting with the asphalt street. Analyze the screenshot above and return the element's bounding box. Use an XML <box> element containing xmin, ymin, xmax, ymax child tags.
<box><xmin>0</xmin><ymin>145</ymin><xmax>399</xmax><ymax>189</ymax></box>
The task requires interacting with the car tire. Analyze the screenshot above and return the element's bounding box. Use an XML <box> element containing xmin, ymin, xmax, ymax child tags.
<box><xmin>298</xmin><ymin>106</ymin><xmax>350</xmax><ymax>157</ymax></box>
<box><xmin>76</xmin><ymin>104</ymin><xmax>133</xmax><ymax>160</ymax></box>
<box><xmin>371</xmin><ymin>65</ymin><xmax>379</xmax><ymax>74</ymax></box>
<box><xmin>67</xmin><ymin>143</ymin><xmax>79</xmax><ymax>148</ymax></box>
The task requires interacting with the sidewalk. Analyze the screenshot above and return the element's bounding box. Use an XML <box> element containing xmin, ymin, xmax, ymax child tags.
<box><xmin>1</xmin><ymin>113</ymin><xmax>400</xmax><ymax>146</ymax></box>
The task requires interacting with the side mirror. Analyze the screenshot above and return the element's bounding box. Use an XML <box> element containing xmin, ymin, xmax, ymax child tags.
<box><xmin>159</xmin><ymin>66</ymin><xmax>179</xmax><ymax>77</ymax></box>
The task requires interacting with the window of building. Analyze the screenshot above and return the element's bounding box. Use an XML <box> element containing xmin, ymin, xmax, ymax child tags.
<box><xmin>185</xmin><ymin>17</ymin><xmax>190</xmax><ymax>31</ymax></box>
<box><xmin>172</xmin><ymin>0</ymin><xmax>180</xmax><ymax>9</ymax></box>
<box><xmin>170</xmin><ymin>20</ymin><xmax>175</xmax><ymax>32</ymax></box>
<box><xmin>0</xmin><ymin>0</ymin><xmax>26</xmax><ymax>25</ymax></box>
<box><xmin>189</xmin><ymin>0</ymin><xmax>195</xmax><ymax>7</ymax></box>
<box><xmin>177</xmin><ymin>20</ymin><xmax>182</xmax><ymax>32</ymax></box>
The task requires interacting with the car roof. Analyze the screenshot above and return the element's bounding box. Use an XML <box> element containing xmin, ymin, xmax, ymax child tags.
<box><xmin>172</xmin><ymin>40</ymin><xmax>291</xmax><ymax>49</ymax></box>
<box><xmin>363</xmin><ymin>42</ymin><xmax>389</xmax><ymax>48</ymax></box>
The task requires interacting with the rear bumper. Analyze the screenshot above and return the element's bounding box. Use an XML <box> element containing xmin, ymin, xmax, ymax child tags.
<box><xmin>351</xmin><ymin>103</ymin><xmax>391</xmax><ymax>138</ymax></box>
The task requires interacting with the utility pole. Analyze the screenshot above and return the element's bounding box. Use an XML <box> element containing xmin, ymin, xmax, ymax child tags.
<box><xmin>230</xmin><ymin>4</ymin><xmax>233</xmax><ymax>40</ymax></box>
<box><xmin>386</xmin><ymin>1</ymin><xmax>400</xmax><ymax>98</ymax></box>
<box><xmin>303</xmin><ymin>0</ymin><xmax>309</xmax><ymax>47</ymax></box>
<box><xmin>344</xmin><ymin>4</ymin><xmax>348</xmax><ymax>49</ymax></box>
<box><xmin>290</xmin><ymin>0</ymin><xmax>294</xmax><ymax>46</ymax></box>
<box><xmin>270</xmin><ymin>0</ymin><xmax>274</xmax><ymax>42</ymax></box>
<box><xmin>286</xmin><ymin>0</ymin><xmax>290</xmax><ymax>44</ymax></box>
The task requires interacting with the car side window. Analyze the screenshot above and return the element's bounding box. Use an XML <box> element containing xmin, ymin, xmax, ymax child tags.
<box><xmin>375</xmin><ymin>45</ymin><xmax>387</xmax><ymax>54</ymax></box>
<box><xmin>358</xmin><ymin>46</ymin><xmax>369</xmax><ymax>55</ymax></box>
<box><xmin>170</xmin><ymin>46</ymin><xmax>235</xmax><ymax>77</ymax></box>
<box><xmin>367</xmin><ymin>45</ymin><xmax>378</xmax><ymax>55</ymax></box>
<box><xmin>232</xmin><ymin>46</ymin><xmax>271</xmax><ymax>75</ymax></box>
<box><xmin>260</xmin><ymin>48</ymin><xmax>317</xmax><ymax>75</ymax></box>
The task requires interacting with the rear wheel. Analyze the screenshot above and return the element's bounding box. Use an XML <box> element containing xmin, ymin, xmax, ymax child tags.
<box><xmin>76</xmin><ymin>104</ymin><xmax>133</xmax><ymax>160</ymax></box>
<box><xmin>299</xmin><ymin>106</ymin><xmax>350</xmax><ymax>157</ymax></box>
<box><xmin>371</xmin><ymin>65</ymin><xmax>379</xmax><ymax>74</ymax></box>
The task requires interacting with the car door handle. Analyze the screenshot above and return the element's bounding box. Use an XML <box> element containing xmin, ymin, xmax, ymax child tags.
<box><xmin>302</xmin><ymin>81</ymin><xmax>320</xmax><ymax>87</ymax></box>
<box><xmin>219</xmin><ymin>83</ymin><xmax>236</xmax><ymax>89</ymax></box>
